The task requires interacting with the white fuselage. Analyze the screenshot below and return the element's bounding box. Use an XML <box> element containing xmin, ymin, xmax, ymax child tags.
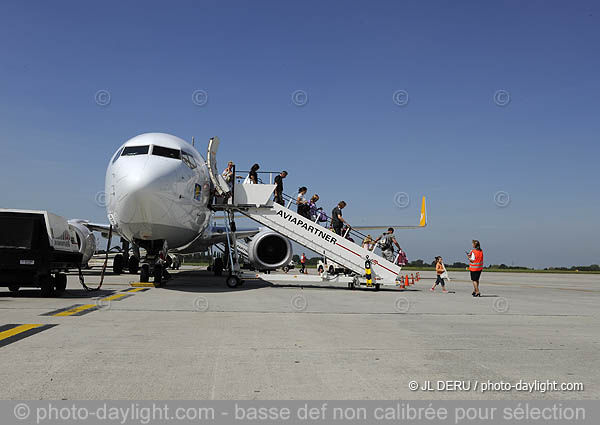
<box><xmin>105</xmin><ymin>133</ymin><xmax>212</xmax><ymax>249</ymax></box>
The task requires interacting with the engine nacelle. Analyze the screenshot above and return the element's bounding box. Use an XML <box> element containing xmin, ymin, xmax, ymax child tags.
<box><xmin>247</xmin><ymin>229</ymin><xmax>292</xmax><ymax>270</ymax></box>
<box><xmin>68</xmin><ymin>220</ymin><xmax>97</xmax><ymax>265</ymax></box>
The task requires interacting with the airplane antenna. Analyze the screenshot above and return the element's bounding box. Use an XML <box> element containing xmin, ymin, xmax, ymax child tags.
<box><xmin>192</xmin><ymin>136</ymin><xmax>195</xmax><ymax>147</ymax></box>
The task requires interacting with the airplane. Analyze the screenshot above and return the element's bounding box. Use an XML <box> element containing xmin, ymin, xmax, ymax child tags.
<box><xmin>69</xmin><ymin>132</ymin><xmax>293</xmax><ymax>287</ymax></box>
<box><xmin>65</xmin><ymin>132</ymin><xmax>427</xmax><ymax>291</ymax></box>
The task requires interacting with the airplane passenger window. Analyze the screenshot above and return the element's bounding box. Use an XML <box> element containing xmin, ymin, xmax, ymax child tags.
<box><xmin>121</xmin><ymin>145</ymin><xmax>149</xmax><ymax>156</ymax></box>
<box><xmin>182</xmin><ymin>151</ymin><xmax>197</xmax><ymax>169</ymax></box>
<box><xmin>152</xmin><ymin>145</ymin><xmax>181</xmax><ymax>160</ymax></box>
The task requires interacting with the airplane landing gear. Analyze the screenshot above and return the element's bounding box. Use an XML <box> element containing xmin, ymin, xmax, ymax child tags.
<box><xmin>226</xmin><ymin>274</ymin><xmax>243</xmax><ymax>288</ymax></box>
<box><xmin>138</xmin><ymin>262</ymin><xmax>168</xmax><ymax>287</ymax></box>
<box><xmin>169</xmin><ymin>254</ymin><xmax>181</xmax><ymax>270</ymax></box>
<box><xmin>140</xmin><ymin>264</ymin><xmax>150</xmax><ymax>283</ymax></box>
<box><xmin>128</xmin><ymin>255</ymin><xmax>139</xmax><ymax>274</ymax></box>
<box><xmin>213</xmin><ymin>257</ymin><xmax>224</xmax><ymax>276</ymax></box>
<box><xmin>113</xmin><ymin>253</ymin><xmax>124</xmax><ymax>274</ymax></box>
<box><xmin>135</xmin><ymin>239</ymin><xmax>170</xmax><ymax>287</ymax></box>
<box><xmin>154</xmin><ymin>263</ymin><xmax>163</xmax><ymax>287</ymax></box>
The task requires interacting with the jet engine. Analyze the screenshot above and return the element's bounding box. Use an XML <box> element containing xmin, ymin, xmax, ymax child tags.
<box><xmin>247</xmin><ymin>229</ymin><xmax>292</xmax><ymax>270</ymax></box>
<box><xmin>68</xmin><ymin>220</ymin><xmax>97</xmax><ymax>266</ymax></box>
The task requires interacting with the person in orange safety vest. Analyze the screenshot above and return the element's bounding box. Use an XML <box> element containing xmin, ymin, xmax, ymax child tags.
<box><xmin>467</xmin><ymin>239</ymin><xmax>483</xmax><ymax>297</ymax></box>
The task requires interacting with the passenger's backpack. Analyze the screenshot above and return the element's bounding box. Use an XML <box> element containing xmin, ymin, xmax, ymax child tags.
<box><xmin>317</xmin><ymin>209</ymin><xmax>327</xmax><ymax>222</ymax></box>
<box><xmin>380</xmin><ymin>234</ymin><xmax>392</xmax><ymax>251</ymax></box>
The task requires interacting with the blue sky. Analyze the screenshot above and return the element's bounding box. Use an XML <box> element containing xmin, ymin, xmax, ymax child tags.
<box><xmin>0</xmin><ymin>0</ymin><xmax>598</xmax><ymax>268</ymax></box>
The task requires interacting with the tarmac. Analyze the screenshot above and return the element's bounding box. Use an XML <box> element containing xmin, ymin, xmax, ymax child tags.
<box><xmin>0</xmin><ymin>266</ymin><xmax>598</xmax><ymax>400</ymax></box>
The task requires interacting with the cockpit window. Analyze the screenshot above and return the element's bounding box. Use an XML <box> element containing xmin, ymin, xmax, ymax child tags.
<box><xmin>121</xmin><ymin>145</ymin><xmax>149</xmax><ymax>156</ymax></box>
<box><xmin>111</xmin><ymin>147</ymin><xmax>123</xmax><ymax>163</ymax></box>
<box><xmin>182</xmin><ymin>151</ymin><xmax>197</xmax><ymax>169</ymax></box>
<box><xmin>152</xmin><ymin>145</ymin><xmax>181</xmax><ymax>160</ymax></box>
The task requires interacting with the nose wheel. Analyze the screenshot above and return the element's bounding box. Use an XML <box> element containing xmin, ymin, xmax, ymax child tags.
<box><xmin>139</xmin><ymin>263</ymin><xmax>167</xmax><ymax>286</ymax></box>
<box><xmin>128</xmin><ymin>255</ymin><xmax>139</xmax><ymax>274</ymax></box>
<box><xmin>154</xmin><ymin>263</ymin><xmax>164</xmax><ymax>287</ymax></box>
<box><xmin>140</xmin><ymin>264</ymin><xmax>150</xmax><ymax>282</ymax></box>
<box><xmin>226</xmin><ymin>275</ymin><xmax>243</xmax><ymax>288</ymax></box>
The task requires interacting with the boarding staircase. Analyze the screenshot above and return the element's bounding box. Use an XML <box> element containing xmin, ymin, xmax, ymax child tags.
<box><xmin>235</xmin><ymin>240</ymin><xmax>249</xmax><ymax>263</ymax></box>
<box><xmin>241</xmin><ymin>202</ymin><xmax>403</xmax><ymax>285</ymax></box>
<box><xmin>206</xmin><ymin>137</ymin><xmax>409</xmax><ymax>287</ymax></box>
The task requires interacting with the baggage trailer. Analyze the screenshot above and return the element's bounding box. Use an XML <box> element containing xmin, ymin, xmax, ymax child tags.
<box><xmin>0</xmin><ymin>209</ymin><xmax>83</xmax><ymax>296</ymax></box>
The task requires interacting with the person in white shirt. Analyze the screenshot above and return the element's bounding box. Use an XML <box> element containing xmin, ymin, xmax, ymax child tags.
<box><xmin>222</xmin><ymin>161</ymin><xmax>234</xmax><ymax>190</ymax></box>
<box><xmin>361</xmin><ymin>235</ymin><xmax>374</xmax><ymax>251</ymax></box>
<box><xmin>296</xmin><ymin>187</ymin><xmax>310</xmax><ymax>218</ymax></box>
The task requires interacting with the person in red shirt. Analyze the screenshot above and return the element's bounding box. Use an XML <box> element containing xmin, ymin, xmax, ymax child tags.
<box><xmin>300</xmin><ymin>253</ymin><xmax>307</xmax><ymax>274</ymax></box>
<box><xmin>467</xmin><ymin>240</ymin><xmax>484</xmax><ymax>297</ymax></box>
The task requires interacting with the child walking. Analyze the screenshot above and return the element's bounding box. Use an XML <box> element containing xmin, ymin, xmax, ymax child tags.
<box><xmin>431</xmin><ymin>256</ymin><xmax>448</xmax><ymax>293</ymax></box>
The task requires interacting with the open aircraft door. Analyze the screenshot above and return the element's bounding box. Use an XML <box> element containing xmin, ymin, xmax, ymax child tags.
<box><xmin>206</xmin><ymin>137</ymin><xmax>231</xmax><ymax>196</ymax></box>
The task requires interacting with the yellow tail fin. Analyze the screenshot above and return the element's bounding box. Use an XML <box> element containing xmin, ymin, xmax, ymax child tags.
<box><xmin>419</xmin><ymin>196</ymin><xmax>427</xmax><ymax>227</ymax></box>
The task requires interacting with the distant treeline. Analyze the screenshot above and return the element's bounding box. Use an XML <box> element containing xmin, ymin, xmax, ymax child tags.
<box><xmin>293</xmin><ymin>255</ymin><xmax>600</xmax><ymax>271</ymax></box>
<box><xmin>542</xmin><ymin>264</ymin><xmax>600</xmax><ymax>272</ymax></box>
<box><xmin>394</xmin><ymin>259</ymin><xmax>600</xmax><ymax>271</ymax></box>
<box><xmin>175</xmin><ymin>252</ymin><xmax>600</xmax><ymax>271</ymax></box>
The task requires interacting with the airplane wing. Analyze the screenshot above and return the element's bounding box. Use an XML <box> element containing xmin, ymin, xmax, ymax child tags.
<box><xmin>80</xmin><ymin>222</ymin><xmax>112</xmax><ymax>234</ymax></box>
<box><xmin>171</xmin><ymin>226</ymin><xmax>260</xmax><ymax>254</ymax></box>
<box><xmin>205</xmin><ymin>226</ymin><xmax>261</xmax><ymax>241</ymax></box>
<box><xmin>69</xmin><ymin>219</ymin><xmax>114</xmax><ymax>238</ymax></box>
<box><xmin>75</xmin><ymin>218</ymin><xmax>259</xmax><ymax>254</ymax></box>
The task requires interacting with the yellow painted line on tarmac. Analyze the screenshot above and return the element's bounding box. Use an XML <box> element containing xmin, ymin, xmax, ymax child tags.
<box><xmin>0</xmin><ymin>324</ymin><xmax>57</xmax><ymax>348</ymax></box>
<box><xmin>129</xmin><ymin>282</ymin><xmax>156</xmax><ymax>287</ymax></box>
<box><xmin>41</xmin><ymin>289</ymin><xmax>146</xmax><ymax>318</ymax></box>
<box><xmin>0</xmin><ymin>324</ymin><xmax>41</xmax><ymax>340</ymax></box>
<box><xmin>101</xmin><ymin>293</ymin><xmax>130</xmax><ymax>302</ymax></box>
<box><xmin>54</xmin><ymin>304</ymin><xmax>98</xmax><ymax>317</ymax></box>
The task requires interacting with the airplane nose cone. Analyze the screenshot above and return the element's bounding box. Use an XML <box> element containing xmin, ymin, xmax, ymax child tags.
<box><xmin>108</xmin><ymin>156</ymin><xmax>183</xmax><ymax>240</ymax></box>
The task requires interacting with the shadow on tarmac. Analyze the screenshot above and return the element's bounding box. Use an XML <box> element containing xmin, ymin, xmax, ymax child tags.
<box><xmin>162</xmin><ymin>270</ymin><xmax>420</xmax><ymax>294</ymax></box>
<box><xmin>0</xmin><ymin>288</ymin><xmax>116</xmax><ymax>299</ymax></box>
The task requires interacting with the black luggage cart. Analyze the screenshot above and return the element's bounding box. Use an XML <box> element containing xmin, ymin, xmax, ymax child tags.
<box><xmin>0</xmin><ymin>209</ymin><xmax>83</xmax><ymax>296</ymax></box>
